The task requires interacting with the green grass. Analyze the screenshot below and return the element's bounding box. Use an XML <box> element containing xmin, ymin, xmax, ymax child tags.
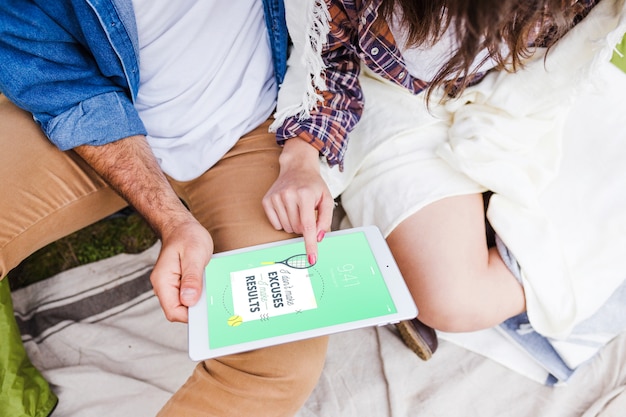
<box><xmin>7</xmin><ymin>208</ymin><xmax>158</xmax><ymax>291</ymax></box>
<box><xmin>611</xmin><ymin>34</ymin><xmax>626</xmax><ymax>74</ymax></box>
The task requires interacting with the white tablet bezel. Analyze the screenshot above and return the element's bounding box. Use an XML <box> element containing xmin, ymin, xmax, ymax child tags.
<box><xmin>188</xmin><ymin>226</ymin><xmax>417</xmax><ymax>361</ymax></box>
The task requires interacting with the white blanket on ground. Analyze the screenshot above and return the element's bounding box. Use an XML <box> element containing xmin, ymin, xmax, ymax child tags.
<box><xmin>11</xmin><ymin>246</ymin><xmax>626</xmax><ymax>416</ymax></box>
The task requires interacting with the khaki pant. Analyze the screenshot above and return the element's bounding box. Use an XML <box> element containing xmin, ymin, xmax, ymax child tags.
<box><xmin>0</xmin><ymin>95</ymin><xmax>328</xmax><ymax>416</ymax></box>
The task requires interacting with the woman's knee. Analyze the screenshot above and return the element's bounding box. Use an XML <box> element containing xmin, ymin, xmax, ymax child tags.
<box><xmin>414</xmin><ymin>293</ymin><xmax>479</xmax><ymax>332</ymax></box>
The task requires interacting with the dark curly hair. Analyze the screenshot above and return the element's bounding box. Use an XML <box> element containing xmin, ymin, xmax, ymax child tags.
<box><xmin>376</xmin><ymin>0</ymin><xmax>590</xmax><ymax>100</ymax></box>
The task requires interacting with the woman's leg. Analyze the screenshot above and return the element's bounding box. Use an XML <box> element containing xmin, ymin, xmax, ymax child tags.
<box><xmin>387</xmin><ymin>193</ymin><xmax>526</xmax><ymax>332</ymax></box>
<box><xmin>160</xmin><ymin>118</ymin><xmax>328</xmax><ymax>417</ymax></box>
<box><xmin>0</xmin><ymin>95</ymin><xmax>127</xmax><ymax>278</ymax></box>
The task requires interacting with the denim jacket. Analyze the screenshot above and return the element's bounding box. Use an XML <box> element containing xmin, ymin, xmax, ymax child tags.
<box><xmin>0</xmin><ymin>0</ymin><xmax>287</xmax><ymax>150</ymax></box>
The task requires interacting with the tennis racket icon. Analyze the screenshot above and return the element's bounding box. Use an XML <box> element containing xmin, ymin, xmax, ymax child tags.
<box><xmin>261</xmin><ymin>254</ymin><xmax>314</xmax><ymax>269</ymax></box>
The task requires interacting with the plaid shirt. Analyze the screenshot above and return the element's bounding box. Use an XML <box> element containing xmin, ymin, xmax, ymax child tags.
<box><xmin>276</xmin><ymin>0</ymin><xmax>597</xmax><ymax>169</ymax></box>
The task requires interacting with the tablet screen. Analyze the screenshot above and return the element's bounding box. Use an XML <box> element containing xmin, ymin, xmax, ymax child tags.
<box><xmin>203</xmin><ymin>229</ymin><xmax>400</xmax><ymax>349</ymax></box>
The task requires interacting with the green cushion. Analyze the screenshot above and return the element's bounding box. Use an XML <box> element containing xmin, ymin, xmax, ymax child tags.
<box><xmin>0</xmin><ymin>278</ymin><xmax>57</xmax><ymax>417</ymax></box>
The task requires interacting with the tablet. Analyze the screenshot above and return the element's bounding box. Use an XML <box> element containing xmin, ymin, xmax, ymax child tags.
<box><xmin>188</xmin><ymin>225</ymin><xmax>417</xmax><ymax>361</ymax></box>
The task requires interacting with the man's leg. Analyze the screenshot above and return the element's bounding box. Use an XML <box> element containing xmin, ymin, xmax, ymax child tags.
<box><xmin>0</xmin><ymin>94</ymin><xmax>127</xmax><ymax>278</ymax></box>
<box><xmin>161</xmin><ymin>119</ymin><xmax>328</xmax><ymax>417</ymax></box>
<box><xmin>0</xmin><ymin>95</ymin><xmax>128</xmax><ymax>417</ymax></box>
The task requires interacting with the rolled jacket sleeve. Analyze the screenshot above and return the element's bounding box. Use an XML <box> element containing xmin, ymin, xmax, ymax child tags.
<box><xmin>42</xmin><ymin>91</ymin><xmax>147</xmax><ymax>150</ymax></box>
<box><xmin>274</xmin><ymin>0</ymin><xmax>364</xmax><ymax>169</ymax></box>
<box><xmin>0</xmin><ymin>1</ymin><xmax>146</xmax><ymax>150</ymax></box>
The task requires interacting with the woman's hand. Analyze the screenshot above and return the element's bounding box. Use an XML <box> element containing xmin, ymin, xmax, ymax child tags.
<box><xmin>263</xmin><ymin>137</ymin><xmax>335</xmax><ymax>265</ymax></box>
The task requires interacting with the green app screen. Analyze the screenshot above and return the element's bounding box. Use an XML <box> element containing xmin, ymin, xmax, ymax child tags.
<box><xmin>204</xmin><ymin>231</ymin><xmax>398</xmax><ymax>348</ymax></box>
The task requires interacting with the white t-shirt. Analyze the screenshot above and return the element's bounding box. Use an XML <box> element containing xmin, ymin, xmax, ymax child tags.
<box><xmin>131</xmin><ymin>0</ymin><xmax>276</xmax><ymax>181</ymax></box>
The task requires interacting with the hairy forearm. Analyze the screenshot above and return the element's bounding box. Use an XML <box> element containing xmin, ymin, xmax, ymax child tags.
<box><xmin>74</xmin><ymin>135</ymin><xmax>194</xmax><ymax>237</ymax></box>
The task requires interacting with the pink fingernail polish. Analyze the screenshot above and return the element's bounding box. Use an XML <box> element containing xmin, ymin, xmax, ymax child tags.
<box><xmin>317</xmin><ymin>230</ymin><xmax>326</xmax><ymax>242</ymax></box>
<box><xmin>308</xmin><ymin>253</ymin><xmax>317</xmax><ymax>266</ymax></box>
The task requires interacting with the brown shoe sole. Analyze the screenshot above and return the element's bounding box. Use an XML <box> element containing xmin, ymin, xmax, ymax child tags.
<box><xmin>395</xmin><ymin>320</ymin><xmax>434</xmax><ymax>361</ymax></box>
